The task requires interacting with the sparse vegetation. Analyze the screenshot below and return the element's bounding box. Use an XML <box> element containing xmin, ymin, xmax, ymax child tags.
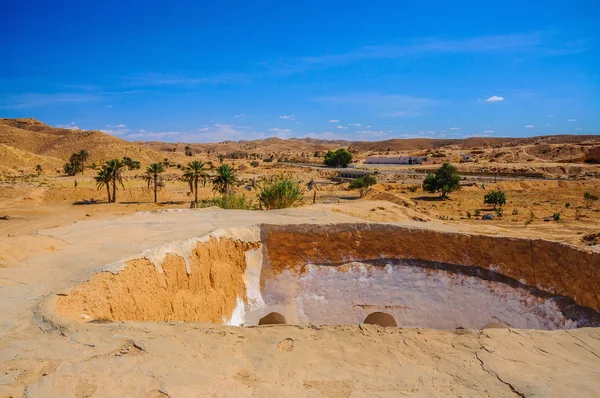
<box><xmin>484</xmin><ymin>189</ymin><xmax>507</xmax><ymax>209</ymax></box>
<box><xmin>212</xmin><ymin>164</ymin><xmax>238</xmax><ymax>196</ymax></box>
<box><xmin>466</xmin><ymin>211</ymin><xmax>472</xmax><ymax>219</ymax></box>
<box><xmin>94</xmin><ymin>159</ymin><xmax>125</xmax><ymax>203</ymax></box>
<box><xmin>524</xmin><ymin>211</ymin><xmax>535</xmax><ymax>226</ymax></box>
<box><xmin>324</xmin><ymin>148</ymin><xmax>352</xmax><ymax>168</ymax></box>
<box><xmin>408</xmin><ymin>184</ymin><xmax>419</xmax><ymax>193</ymax></box>
<box><xmin>182</xmin><ymin>161</ymin><xmax>209</xmax><ymax>208</ymax></box>
<box><xmin>552</xmin><ymin>211</ymin><xmax>561</xmax><ymax>222</ymax></box>
<box><xmin>495</xmin><ymin>207</ymin><xmax>504</xmax><ymax>217</ymax></box>
<box><xmin>146</xmin><ymin>163</ymin><xmax>166</xmax><ymax>203</ymax></box>
<box><xmin>349</xmin><ymin>175</ymin><xmax>377</xmax><ymax>198</ymax></box>
<box><xmin>35</xmin><ymin>164</ymin><xmax>43</xmax><ymax>175</ymax></box>
<box><xmin>122</xmin><ymin>157</ymin><xmax>141</xmax><ymax>170</ymax></box>
<box><xmin>258</xmin><ymin>174</ymin><xmax>305</xmax><ymax>210</ymax></box>
<box><xmin>422</xmin><ymin>162</ymin><xmax>461</xmax><ymax>200</ymax></box>
<box><xmin>565</xmin><ymin>202</ymin><xmax>571</xmax><ymax>208</ymax></box>
<box><xmin>200</xmin><ymin>194</ymin><xmax>254</xmax><ymax>210</ymax></box>
<box><xmin>584</xmin><ymin>190</ymin><xmax>598</xmax><ymax>209</ymax></box>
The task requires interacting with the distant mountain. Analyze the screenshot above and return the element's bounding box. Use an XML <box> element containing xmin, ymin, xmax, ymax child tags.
<box><xmin>0</xmin><ymin>118</ymin><xmax>167</xmax><ymax>165</ymax></box>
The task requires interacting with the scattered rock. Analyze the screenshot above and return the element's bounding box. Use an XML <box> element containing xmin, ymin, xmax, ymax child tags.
<box><xmin>277</xmin><ymin>338</ymin><xmax>294</xmax><ymax>352</ymax></box>
<box><xmin>0</xmin><ymin>215</ymin><xmax>9</xmax><ymax>220</ymax></box>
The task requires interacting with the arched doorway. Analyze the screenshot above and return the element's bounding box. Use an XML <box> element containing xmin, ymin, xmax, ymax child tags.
<box><xmin>363</xmin><ymin>312</ymin><xmax>397</xmax><ymax>327</ymax></box>
<box><xmin>258</xmin><ymin>312</ymin><xmax>286</xmax><ymax>325</ymax></box>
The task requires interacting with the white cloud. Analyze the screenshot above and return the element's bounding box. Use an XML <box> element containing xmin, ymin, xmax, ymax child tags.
<box><xmin>349</xmin><ymin>123</ymin><xmax>362</xmax><ymax>127</ymax></box>
<box><xmin>483</xmin><ymin>129</ymin><xmax>495</xmax><ymax>133</ymax></box>
<box><xmin>545</xmin><ymin>124</ymin><xmax>551</xmax><ymax>127</ymax></box>
<box><xmin>336</xmin><ymin>125</ymin><xmax>347</xmax><ymax>129</ymax></box>
<box><xmin>328</xmin><ymin>119</ymin><xmax>340</xmax><ymax>123</ymax></box>
<box><xmin>485</xmin><ymin>95</ymin><xmax>504</xmax><ymax>102</ymax></box>
<box><xmin>576</xmin><ymin>128</ymin><xmax>582</xmax><ymax>131</ymax></box>
<box><xmin>548</xmin><ymin>114</ymin><xmax>554</xmax><ymax>117</ymax></box>
<box><xmin>449</xmin><ymin>127</ymin><xmax>460</xmax><ymax>130</ymax></box>
<box><xmin>279</xmin><ymin>115</ymin><xmax>295</xmax><ymax>120</ymax></box>
<box><xmin>233</xmin><ymin>114</ymin><xmax>246</xmax><ymax>118</ymax></box>
<box><xmin>100</xmin><ymin>124</ymin><xmax>130</xmax><ymax>135</ymax></box>
<box><xmin>568</xmin><ymin>118</ymin><xmax>577</xmax><ymax>122</ymax></box>
<box><xmin>127</xmin><ymin>131</ymin><xmax>185</xmax><ymax>139</ymax></box>
<box><xmin>525</xmin><ymin>125</ymin><xmax>534</xmax><ymax>128</ymax></box>
<box><xmin>56</xmin><ymin>122</ymin><xmax>81</xmax><ymax>130</ymax></box>
<box><xmin>268</xmin><ymin>127</ymin><xmax>294</xmax><ymax>138</ymax></box>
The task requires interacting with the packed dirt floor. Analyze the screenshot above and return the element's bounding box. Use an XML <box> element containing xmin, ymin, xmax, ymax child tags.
<box><xmin>0</xmin><ymin>205</ymin><xmax>599</xmax><ymax>397</ymax></box>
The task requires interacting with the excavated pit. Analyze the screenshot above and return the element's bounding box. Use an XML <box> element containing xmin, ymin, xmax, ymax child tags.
<box><xmin>55</xmin><ymin>223</ymin><xmax>600</xmax><ymax>330</ymax></box>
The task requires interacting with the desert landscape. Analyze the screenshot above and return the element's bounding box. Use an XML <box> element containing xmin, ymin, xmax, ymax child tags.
<box><xmin>0</xmin><ymin>118</ymin><xmax>599</xmax><ymax>397</ymax></box>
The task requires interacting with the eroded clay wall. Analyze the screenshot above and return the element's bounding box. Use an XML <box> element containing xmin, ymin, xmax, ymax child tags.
<box><xmin>261</xmin><ymin>223</ymin><xmax>600</xmax><ymax>311</ymax></box>
<box><xmin>56</xmin><ymin>237</ymin><xmax>259</xmax><ymax>323</ymax></box>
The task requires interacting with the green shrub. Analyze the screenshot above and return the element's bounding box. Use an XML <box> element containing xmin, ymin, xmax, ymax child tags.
<box><xmin>349</xmin><ymin>175</ymin><xmax>377</xmax><ymax>198</ymax></box>
<box><xmin>565</xmin><ymin>202</ymin><xmax>571</xmax><ymax>208</ymax></box>
<box><xmin>474</xmin><ymin>209</ymin><xmax>481</xmax><ymax>217</ymax></box>
<box><xmin>250</xmin><ymin>161</ymin><xmax>260</xmax><ymax>167</ymax></box>
<box><xmin>552</xmin><ymin>211</ymin><xmax>561</xmax><ymax>222</ymax></box>
<box><xmin>200</xmin><ymin>194</ymin><xmax>254</xmax><ymax>210</ymax></box>
<box><xmin>467</xmin><ymin>211</ymin><xmax>472</xmax><ymax>219</ymax></box>
<box><xmin>258</xmin><ymin>175</ymin><xmax>304</xmax><ymax>210</ymax></box>
<box><xmin>408</xmin><ymin>184</ymin><xmax>419</xmax><ymax>193</ymax></box>
<box><xmin>584</xmin><ymin>191</ymin><xmax>598</xmax><ymax>209</ymax></box>
<box><xmin>484</xmin><ymin>189</ymin><xmax>506</xmax><ymax>208</ymax></box>
<box><xmin>495</xmin><ymin>207</ymin><xmax>504</xmax><ymax>217</ymax></box>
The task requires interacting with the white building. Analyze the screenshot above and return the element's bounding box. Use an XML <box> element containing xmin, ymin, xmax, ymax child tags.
<box><xmin>365</xmin><ymin>156</ymin><xmax>428</xmax><ymax>165</ymax></box>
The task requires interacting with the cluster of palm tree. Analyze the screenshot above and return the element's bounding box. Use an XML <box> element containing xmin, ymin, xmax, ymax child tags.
<box><xmin>95</xmin><ymin>159</ymin><xmax>126</xmax><ymax>203</ymax></box>
<box><xmin>64</xmin><ymin>149</ymin><xmax>89</xmax><ymax>176</ymax></box>
<box><xmin>94</xmin><ymin>158</ymin><xmax>240</xmax><ymax>206</ymax></box>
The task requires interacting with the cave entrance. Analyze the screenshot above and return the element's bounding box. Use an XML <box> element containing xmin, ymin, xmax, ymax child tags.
<box><xmin>363</xmin><ymin>312</ymin><xmax>397</xmax><ymax>327</ymax></box>
<box><xmin>258</xmin><ymin>312</ymin><xmax>287</xmax><ymax>325</ymax></box>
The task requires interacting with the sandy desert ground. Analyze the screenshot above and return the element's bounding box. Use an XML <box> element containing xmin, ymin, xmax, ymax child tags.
<box><xmin>1</xmin><ymin>119</ymin><xmax>600</xmax><ymax>397</ymax></box>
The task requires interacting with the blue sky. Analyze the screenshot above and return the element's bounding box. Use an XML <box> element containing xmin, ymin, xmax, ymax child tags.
<box><xmin>1</xmin><ymin>0</ymin><xmax>599</xmax><ymax>142</ymax></box>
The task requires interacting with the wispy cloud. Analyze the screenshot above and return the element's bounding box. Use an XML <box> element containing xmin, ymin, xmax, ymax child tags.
<box><xmin>525</xmin><ymin>125</ymin><xmax>534</xmax><ymax>128</ymax></box>
<box><xmin>126</xmin><ymin>72</ymin><xmax>249</xmax><ymax>87</ymax></box>
<box><xmin>100</xmin><ymin>124</ymin><xmax>130</xmax><ymax>135</ymax></box>
<box><xmin>233</xmin><ymin>114</ymin><xmax>246</xmax><ymax>118</ymax></box>
<box><xmin>0</xmin><ymin>93</ymin><xmax>102</xmax><ymax>109</ymax></box>
<box><xmin>56</xmin><ymin>122</ymin><xmax>81</xmax><ymax>130</ymax></box>
<box><xmin>349</xmin><ymin>123</ymin><xmax>362</xmax><ymax>127</ymax></box>
<box><xmin>127</xmin><ymin>130</ymin><xmax>185</xmax><ymax>140</ymax></box>
<box><xmin>486</xmin><ymin>95</ymin><xmax>504</xmax><ymax>102</ymax></box>
<box><xmin>328</xmin><ymin>119</ymin><xmax>340</xmax><ymax>123</ymax></box>
<box><xmin>261</xmin><ymin>33</ymin><xmax>588</xmax><ymax>76</ymax></box>
<box><xmin>279</xmin><ymin>115</ymin><xmax>296</xmax><ymax>120</ymax></box>
<box><xmin>316</xmin><ymin>93</ymin><xmax>436</xmax><ymax>118</ymax></box>
<box><xmin>568</xmin><ymin>118</ymin><xmax>577</xmax><ymax>122</ymax></box>
<box><xmin>449</xmin><ymin>127</ymin><xmax>460</xmax><ymax>131</ymax></box>
<box><xmin>336</xmin><ymin>125</ymin><xmax>347</xmax><ymax>129</ymax></box>
<box><xmin>548</xmin><ymin>114</ymin><xmax>554</xmax><ymax>117</ymax></box>
<box><xmin>268</xmin><ymin>127</ymin><xmax>294</xmax><ymax>138</ymax></box>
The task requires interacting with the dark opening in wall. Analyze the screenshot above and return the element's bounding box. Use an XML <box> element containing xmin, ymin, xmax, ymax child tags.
<box><xmin>259</xmin><ymin>312</ymin><xmax>286</xmax><ymax>325</ymax></box>
<box><xmin>364</xmin><ymin>312</ymin><xmax>397</xmax><ymax>327</ymax></box>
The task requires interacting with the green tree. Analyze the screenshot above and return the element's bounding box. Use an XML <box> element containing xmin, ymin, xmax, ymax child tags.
<box><xmin>584</xmin><ymin>190</ymin><xmax>598</xmax><ymax>209</ymax></box>
<box><xmin>146</xmin><ymin>163</ymin><xmax>166</xmax><ymax>203</ymax></box>
<box><xmin>324</xmin><ymin>148</ymin><xmax>353</xmax><ymax>168</ymax></box>
<box><xmin>78</xmin><ymin>150</ymin><xmax>89</xmax><ymax>175</ymax></box>
<box><xmin>104</xmin><ymin>159</ymin><xmax>126</xmax><ymax>203</ymax></box>
<box><xmin>422</xmin><ymin>162</ymin><xmax>461</xmax><ymax>200</ymax></box>
<box><xmin>484</xmin><ymin>189</ymin><xmax>507</xmax><ymax>209</ymax></box>
<box><xmin>182</xmin><ymin>161</ymin><xmax>209</xmax><ymax>208</ymax></box>
<box><xmin>122</xmin><ymin>157</ymin><xmax>141</xmax><ymax>170</ymax></box>
<box><xmin>349</xmin><ymin>175</ymin><xmax>377</xmax><ymax>198</ymax></box>
<box><xmin>95</xmin><ymin>166</ymin><xmax>112</xmax><ymax>203</ymax></box>
<box><xmin>258</xmin><ymin>175</ymin><xmax>305</xmax><ymax>209</ymax></box>
<box><xmin>212</xmin><ymin>164</ymin><xmax>237</xmax><ymax>195</ymax></box>
<box><xmin>35</xmin><ymin>164</ymin><xmax>43</xmax><ymax>175</ymax></box>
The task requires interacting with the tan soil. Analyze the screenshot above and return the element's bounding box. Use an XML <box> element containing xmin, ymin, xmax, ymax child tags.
<box><xmin>56</xmin><ymin>238</ymin><xmax>259</xmax><ymax>323</ymax></box>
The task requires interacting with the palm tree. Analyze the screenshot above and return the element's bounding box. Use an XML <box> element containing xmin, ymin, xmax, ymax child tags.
<box><xmin>146</xmin><ymin>163</ymin><xmax>166</xmax><ymax>203</ymax></box>
<box><xmin>95</xmin><ymin>166</ymin><xmax>112</xmax><ymax>203</ymax></box>
<box><xmin>182</xmin><ymin>161</ymin><xmax>209</xmax><ymax>208</ymax></box>
<box><xmin>105</xmin><ymin>159</ymin><xmax>125</xmax><ymax>203</ymax></box>
<box><xmin>212</xmin><ymin>164</ymin><xmax>237</xmax><ymax>196</ymax></box>
<box><xmin>78</xmin><ymin>150</ymin><xmax>89</xmax><ymax>175</ymax></box>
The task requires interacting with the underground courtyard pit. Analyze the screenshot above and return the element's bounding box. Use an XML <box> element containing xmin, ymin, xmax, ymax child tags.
<box><xmin>54</xmin><ymin>223</ymin><xmax>600</xmax><ymax>330</ymax></box>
